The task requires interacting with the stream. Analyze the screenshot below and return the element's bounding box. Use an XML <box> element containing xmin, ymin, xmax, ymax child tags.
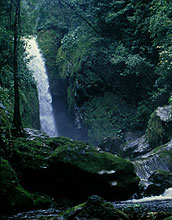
<box><xmin>113</xmin><ymin>188</ymin><xmax>172</xmax><ymax>213</ymax></box>
<box><xmin>3</xmin><ymin>188</ymin><xmax>171</xmax><ymax>219</ymax></box>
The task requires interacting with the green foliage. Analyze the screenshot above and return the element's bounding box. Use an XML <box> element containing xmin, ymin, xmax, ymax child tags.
<box><xmin>82</xmin><ymin>93</ymin><xmax>138</xmax><ymax>144</ymax></box>
<box><xmin>151</xmin><ymin>44</ymin><xmax>172</xmax><ymax>106</ymax></box>
<box><xmin>169</xmin><ymin>96</ymin><xmax>172</xmax><ymax>106</ymax></box>
<box><xmin>0</xmin><ymin>1</ymin><xmax>40</xmax><ymax>134</ymax></box>
<box><xmin>110</xmin><ymin>43</ymin><xmax>155</xmax><ymax>104</ymax></box>
<box><xmin>148</xmin><ymin>0</ymin><xmax>172</xmax><ymax>106</ymax></box>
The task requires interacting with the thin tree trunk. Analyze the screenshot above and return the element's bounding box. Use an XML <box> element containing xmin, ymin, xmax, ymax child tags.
<box><xmin>13</xmin><ymin>0</ymin><xmax>23</xmax><ymax>137</ymax></box>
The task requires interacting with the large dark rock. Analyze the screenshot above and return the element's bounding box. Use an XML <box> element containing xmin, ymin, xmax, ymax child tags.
<box><xmin>98</xmin><ymin>136</ymin><xmax>125</xmax><ymax>156</ymax></box>
<box><xmin>12</xmin><ymin>137</ymin><xmax>139</xmax><ymax>203</ymax></box>
<box><xmin>98</xmin><ymin>131</ymin><xmax>153</xmax><ymax>159</ymax></box>
<box><xmin>145</xmin><ymin>170</ymin><xmax>172</xmax><ymax>196</ymax></box>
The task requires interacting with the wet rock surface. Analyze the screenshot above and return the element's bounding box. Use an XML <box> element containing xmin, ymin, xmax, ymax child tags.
<box><xmin>98</xmin><ymin>136</ymin><xmax>125</xmax><ymax>156</ymax></box>
<box><xmin>156</xmin><ymin>106</ymin><xmax>172</xmax><ymax>122</ymax></box>
<box><xmin>146</xmin><ymin>171</ymin><xmax>172</xmax><ymax>196</ymax></box>
<box><xmin>24</xmin><ymin>128</ymin><xmax>49</xmax><ymax>140</ymax></box>
<box><xmin>122</xmin><ymin>135</ymin><xmax>151</xmax><ymax>158</ymax></box>
<box><xmin>113</xmin><ymin>199</ymin><xmax>172</xmax><ymax>213</ymax></box>
<box><xmin>4</xmin><ymin>209</ymin><xmax>60</xmax><ymax>220</ymax></box>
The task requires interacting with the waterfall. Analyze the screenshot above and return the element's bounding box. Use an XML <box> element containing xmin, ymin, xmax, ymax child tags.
<box><xmin>133</xmin><ymin>154</ymin><xmax>170</xmax><ymax>180</ymax></box>
<box><xmin>25</xmin><ymin>36</ymin><xmax>58</xmax><ymax>137</ymax></box>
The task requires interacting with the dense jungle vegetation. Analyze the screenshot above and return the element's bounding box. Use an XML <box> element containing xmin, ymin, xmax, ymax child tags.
<box><xmin>0</xmin><ymin>0</ymin><xmax>172</xmax><ymax>143</ymax></box>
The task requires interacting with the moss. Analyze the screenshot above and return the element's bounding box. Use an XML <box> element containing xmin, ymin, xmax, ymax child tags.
<box><xmin>33</xmin><ymin>193</ymin><xmax>53</xmax><ymax>209</ymax></box>
<box><xmin>58</xmin><ymin>203</ymin><xmax>86</xmax><ymax>218</ymax></box>
<box><xmin>153</xmin><ymin>144</ymin><xmax>165</xmax><ymax>153</ymax></box>
<box><xmin>146</xmin><ymin>112</ymin><xmax>165</xmax><ymax>147</ymax></box>
<box><xmin>12</xmin><ymin>185</ymin><xmax>34</xmax><ymax>210</ymax></box>
<box><xmin>12</xmin><ymin>137</ymin><xmax>53</xmax><ymax>170</ymax></box>
<box><xmin>56</xmin><ymin>26</ymin><xmax>97</xmax><ymax>109</ymax></box>
<box><xmin>43</xmin><ymin>136</ymin><xmax>79</xmax><ymax>150</ymax></box>
<box><xmin>50</xmin><ymin>138</ymin><xmax>134</xmax><ymax>174</ymax></box>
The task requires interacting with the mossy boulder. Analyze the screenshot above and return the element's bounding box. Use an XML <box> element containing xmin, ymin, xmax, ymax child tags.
<box><xmin>46</xmin><ymin>137</ymin><xmax>139</xmax><ymax>202</ymax></box>
<box><xmin>146</xmin><ymin>106</ymin><xmax>172</xmax><ymax>148</ymax></box>
<box><xmin>59</xmin><ymin>195</ymin><xmax>129</xmax><ymax>220</ymax></box>
<box><xmin>8</xmin><ymin>137</ymin><xmax>139</xmax><ymax>203</ymax></box>
<box><xmin>0</xmin><ymin>158</ymin><xmax>34</xmax><ymax>213</ymax></box>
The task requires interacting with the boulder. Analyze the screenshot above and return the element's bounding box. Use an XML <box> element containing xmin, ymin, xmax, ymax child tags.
<box><xmin>146</xmin><ymin>106</ymin><xmax>172</xmax><ymax>148</ymax></box>
<box><xmin>58</xmin><ymin>195</ymin><xmax>129</xmax><ymax>220</ymax></box>
<box><xmin>46</xmin><ymin>137</ymin><xmax>139</xmax><ymax>202</ymax></box>
<box><xmin>145</xmin><ymin>170</ymin><xmax>172</xmax><ymax>196</ymax></box>
<box><xmin>12</xmin><ymin>137</ymin><xmax>139</xmax><ymax>203</ymax></box>
<box><xmin>98</xmin><ymin>136</ymin><xmax>125</xmax><ymax>156</ymax></box>
<box><xmin>98</xmin><ymin>131</ymin><xmax>152</xmax><ymax>159</ymax></box>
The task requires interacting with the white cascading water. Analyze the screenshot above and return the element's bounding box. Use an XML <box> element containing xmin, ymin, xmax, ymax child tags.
<box><xmin>130</xmin><ymin>188</ymin><xmax>172</xmax><ymax>202</ymax></box>
<box><xmin>133</xmin><ymin>154</ymin><xmax>170</xmax><ymax>180</ymax></box>
<box><xmin>25</xmin><ymin>36</ymin><xmax>58</xmax><ymax>137</ymax></box>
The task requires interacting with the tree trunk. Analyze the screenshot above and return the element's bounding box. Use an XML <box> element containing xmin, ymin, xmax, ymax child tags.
<box><xmin>13</xmin><ymin>0</ymin><xmax>23</xmax><ymax>137</ymax></box>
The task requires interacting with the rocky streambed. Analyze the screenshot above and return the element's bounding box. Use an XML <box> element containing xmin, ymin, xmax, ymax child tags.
<box><xmin>3</xmin><ymin>192</ymin><xmax>172</xmax><ymax>220</ymax></box>
<box><xmin>1</xmin><ymin>106</ymin><xmax>172</xmax><ymax>219</ymax></box>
